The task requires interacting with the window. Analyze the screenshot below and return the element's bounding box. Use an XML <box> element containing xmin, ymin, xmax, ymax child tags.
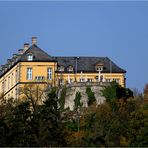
<box><xmin>95</xmin><ymin>62</ymin><xmax>104</xmax><ymax>72</ymax></box>
<box><xmin>47</xmin><ymin>68</ymin><xmax>52</xmax><ymax>80</ymax></box>
<box><xmin>8</xmin><ymin>76</ymin><xmax>10</xmax><ymax>89</ymax></box>
<box><xmin>2</xmin><ymin>82</ymin><xmax>4</xmax><ymax>93</ymax></box>
<box><xmin>27</xmin><ymin>68</ymin><xmax>32</xmax><ymax>80</ymax></box>
<box><xmin>58</xmin><ymin>66</ymin><xmax>64</xmax><ymax>72</ymax></box>
<box><xmin>11</xmin><ymin>73</ymin><xmax>13</xmax><ymax>87</ymax></box>
<box><xmin>35</xmin><ymin>76</ymin><xmax>45</xmax><ymax>81</ymax></box>
<box><xmin>15</xmin><ymin>70</ymin><xmax>18</xmax><ymax>83</ymax></box>
<box><xmin>27</xmin><ymin>54</ymin><xmax>33</xmax><ymax>61</ymax></box>
<box><xmin>5</xmin><ymin>80</ymin><xmax>6</xmax><ymax>92</ymax></box>
<box><xmin>67</xmin><ymin>66</ymin><xmax>73</xmax><ymax>72</ymax></box>
<box><xmin>96</xmin><ymin>66</ymin><xmax>103</xmax><ymax>71</ymax></box>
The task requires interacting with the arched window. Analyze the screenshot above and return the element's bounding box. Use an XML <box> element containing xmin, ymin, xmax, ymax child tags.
<box><xmin>27</xmin><ymin>54</ymin><xmax>33</xmax><ymax>61</ymax></box>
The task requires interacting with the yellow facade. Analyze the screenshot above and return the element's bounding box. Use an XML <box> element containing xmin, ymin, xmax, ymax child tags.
<box><xmin>0</xmin><ymin>63</ymin><xmax>125</xmax><ymax>100</ymax></box>
<box><xmin>0</xmin><ymin>64</ymin><xmax>19</xmax><ymax>100</ymax></box>
<box><xmin>56</xmin><ymin>73</ymin><xmax>125</xmax><ymax>87</ymax></box>
<box><xmin>0</xmin><ymin>62</ymin><xmax>58</xmax><ymax>100</ymax></box>
<box><xmin>20</xmin><ymin>62</ymin><xmax>57</xmax><ymax>83</ymax></box>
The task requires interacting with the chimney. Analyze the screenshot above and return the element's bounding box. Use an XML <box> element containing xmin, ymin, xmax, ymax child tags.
<box><xmin>18</xmin><ymin>49</ymin><xmax>24</xmax><ymax>54</ymax></box>
<box><xmin>32</xmin><ymin>37</ymin><xmax>37</xmax><ymax>45</ymax></box>
<box><xmin>24</xmin><ymin>43</ymin><xmax>29</xmax><ymax>51</ymax></box>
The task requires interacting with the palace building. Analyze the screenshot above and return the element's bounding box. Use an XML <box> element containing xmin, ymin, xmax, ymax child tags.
<box><xmin>0</xmin><ymin>37</ymin><xmax>126</xmax><ymax>100</ymax></box>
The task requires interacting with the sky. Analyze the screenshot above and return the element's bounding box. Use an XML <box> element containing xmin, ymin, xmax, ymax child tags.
<box><xmin>0</xmin><ymin>1</ymin><xmax>148</xmax><ymax>92</ymax></box>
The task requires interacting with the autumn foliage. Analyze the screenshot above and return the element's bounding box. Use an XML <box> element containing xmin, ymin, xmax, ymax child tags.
<box><xmin>0</xmin><ymin>83</ymin><xmax>148</xmax><ymax>147</ymax></box>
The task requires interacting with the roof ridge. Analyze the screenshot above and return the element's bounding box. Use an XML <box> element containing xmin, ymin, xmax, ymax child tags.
<box><xmin>18</xmin><ymin>44</ymin><xmax>55</xmax><ymax>62</ymax></box>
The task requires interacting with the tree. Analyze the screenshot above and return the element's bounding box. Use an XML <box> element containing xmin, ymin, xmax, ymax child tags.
<box><xmin>132</xmin><ymin>88</ymin><xmax>143</xmax><ymax>103</ymax></box>
<box><xmin>144</xmin><ymin>84</ymin><xmax>148</xmax><ymax>102</ymax></box>
<box><xmin>59</xmin><ymin>87</ymin><xmax>67</xmax><ymax>110</ymax></box>
<box><xmin>74</xmin><ymin>91</ymin><xmax>83</xmax><ymax>110</ymax></box>
<box><xmin>63</xmin><ymin>97</ymin><xmax>140</xmax><ymax>147</ymax></box>
<box><xmin>20</xmin><ymin>83</ymin><xmax>48</xmax><ymax>113</ymax></box>
<box><xmin>0</xmin><ymin>87</ymin><xmax>66</xmax><ymax>147</ymax></box>
<box><xmin>10</xmin><ymin>102</ymin><xmax>32</xmax><ymax>146</ymax></box>
<box><xmin>86</xmin><ymin>87</ymin><xmax>96</xmax><ymax>106</ymax></box>
<box><xmin>31</xmin><ymin>87</ymin><xmax>66</xmax><ymax>147</ymax></box>
<box><xmin>128</xmin><ymin>104</ymin><xmax>148</xmax><ymax>146</ymax></box>
<box><xmin>102</xmin><ymin>81</ymin><xmax>133</xmax><ymax>104</ymax></box>
<box><xmin>1</xmin><ymin>100</ymin><xmax>32</xmax><ymax>147</ymax></box>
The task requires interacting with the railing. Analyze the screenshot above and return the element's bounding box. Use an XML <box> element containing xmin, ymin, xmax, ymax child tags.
<box><xmin>66</xmin><ymin>81</ymin><xmax>110</xmax><ymax>88</ymax></box>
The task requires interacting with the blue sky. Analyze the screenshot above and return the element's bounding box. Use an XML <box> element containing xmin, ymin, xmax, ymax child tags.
<box><xmin>0</xmin><ymin>1</ymin><xmax>148</xmax><ymax>92</ymax></box>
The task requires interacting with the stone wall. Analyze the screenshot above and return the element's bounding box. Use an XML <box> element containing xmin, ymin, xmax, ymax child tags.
<box><xmin>58</xmin><ymin>82</ymin><xmax>108</xmax><ymax>110</ymax></box>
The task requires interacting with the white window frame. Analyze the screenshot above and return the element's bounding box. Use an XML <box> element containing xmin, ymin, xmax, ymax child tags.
<box><xmin>35</xmin><ymin>76</ymin><xmax>45</xmax><ymax>81</ymax></box>
<box><xmin>58</xmin><ymin>66</ymin><xmax>64</xmax><ymax>72</ymax></box>
<box><xmin>47</xmin><ymin>68</ymin><xmax>52</xmax><ymax>80</ymax></box>
<box><xmin>27</xmin><ymin>68</ymin><xmax>32</xmax><ymax>80</ymax></box>
<box><xmin>96</xmin><ymin>66</ymin><xmax>103</xmax><ymax>72</ymax></box>
<box><xmin>27</xmin><ymin>54</ymin><xmax>33</xmax><ymax>61</ymax></box>
<box><xmin>67</xmin><ymin>66</ymin><xmax>73</xmax><ymax>72</ymax></box>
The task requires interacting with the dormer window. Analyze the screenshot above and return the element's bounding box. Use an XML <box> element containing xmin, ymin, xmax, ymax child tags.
<box><xmin>96</xmin><ymin>66</ymin><xmax>103</xmax><ymax>71</ymax></box>
<box><xmin>58</xmin><ymin>66</ymin><xmax>64</xmax><ymax>72</ymax></box>
<box><xmin>67</xmin><ymin>66</ymin><xmax>73</xmax><ymax>72</ymax></box>
<box><xmin>27</xmin><ymin>54</ymin><xmax>33</xmax><ymax>61</ymax></box>
<box><xmin>95</xmin><ymin>63</ymin><xmax>104</xmax><ymax>72</ymax></box>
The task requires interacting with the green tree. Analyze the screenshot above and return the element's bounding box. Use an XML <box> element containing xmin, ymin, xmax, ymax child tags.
<box><xmin>128</xmin><ymin>103</ymin><xmax>148</xmax><ymax>147</ymax></box>
<box><xmin>102</xmin><ymin>81</ymin><xmax>133</xmax><ymax>104</ymax></box>
<box><xmin>59</xmin><ymin>87</ymin><xmax>67</xmax><ymax>110</ymax></box>
<box><xmin>86</xmin><ymin>87</ymin><xmax>96</xmax><ymax>106</ymax></box>
<box><xmin>0</xmin><ymin>88</ymin><xmax>66</xmax><ymax>147</ymax></box>
<box><xmin>32</xmin><ymin>87</ymin><xmax>66</xmax><ymax>147</ymax></box>
<box><xmin>63</xmin><ymin>97</ymin><xmax>140</xmax><ymax>147</ymax></box>
<box><xmin>3</xmin><ymin>101</ymin><xmax>32</xmax><ymax>147</ymax></box>
<box><xmin>74</xmin><ymin>91</ymin><xmax>83</xmax><ymax>110</ymax></box>
<box><xmin>0</xmin><ymin>117</ymin><xmax>9</xmax><ymax>146</ymax></box>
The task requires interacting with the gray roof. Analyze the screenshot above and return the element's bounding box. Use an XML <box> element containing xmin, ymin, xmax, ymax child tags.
<box><xmin>0</xmin><ymin>45</ymin><xmax>56</xmax><ymax>78</ymax></box>
<box><xmin>0</xmin><ymin>45</ymin><xmax>126</xmax><ymax>78</ymax></box>
<box><xmin>18</xmin><ymin>45</ymin><xmax>55</xmax><ymax>62</ymax></box>
<box><xmin>53</xmin><ymin>56</ymin><xmax>126</xmax><ymax>73</ymax></box>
